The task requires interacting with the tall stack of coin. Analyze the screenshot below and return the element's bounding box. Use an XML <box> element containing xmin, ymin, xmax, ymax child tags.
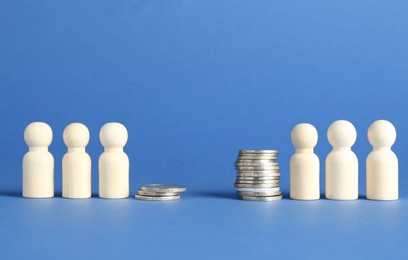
<box><xmin>234</xmin><ymin>150</ymin><xmax>282</xmax><ymax>201</ymax></box>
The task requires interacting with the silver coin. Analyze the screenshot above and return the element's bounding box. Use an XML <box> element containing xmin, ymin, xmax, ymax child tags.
<box><xmin>235</xmin><ymin>183</ymin><xmax>280</xmax><ymax>188</ymax></box>
<box><xmin>237</xmin><ymin>158</ymin><xmax>277</xmax><ymax>162</ymax></box>
<box><xmin>239</xmin><ymin>150</ymin><xmax>279</xmax><ymax>154</ymax></box>
<box><xmin>235</xmin><ymin>184</ymin><xmax>281</xmax><ymax>188</ymax></box>
<box><xmin>234</xmin><ymin>164</ymin><xmax>279</xmax><ymax>171</ymax></box>
<box><xmin>237</xmin><ymin>172</ymin><xmax>280</xmax><ymax>177</ymax></box>
<box><xmin>238</xmin><ymin>194</ymin><xmax>283</xmax><ymax>201</ymax></box>
<box><xmin>236</xmin><ymin>187</ymin><xmax>281</xmax><ymax>192</ymax></box>
<box><xmin>236</xmin><ymin>179</ymin><xmax>280</xmax><ymax>183</ymax></box>
<box><xmin>237</xmin><ymin>153</ymin><xmax>278</xmax><ymax>157</ymax></box>
<box><xmin>140</xmin><ymin>184</ymin><xmax>186</xmax><ymax>193</ymax></box>
<box><xmin>237</xmin><ymin>169</ymin><xmax>280</xmax><ymax>173</ymax></box>
<box><xmin>236</xmin><ymin>169</ymin><xmax>280</xmax><ymax>173</ymax></box>
<box><xmin>135</xmin><ymin>194</ymin><xmax>180</xmax><ymax>201</ymax></box>
<box><xmin>236</xmin><ymin>159</ymin><xmax>278</xmax><ymax>164</ymax></box>
<box><xmin>235</xmin><ymin>180</ymin><xmax>280</xmax><ymax>185</ymax></box>
<box><xmin>235</xmin><ymin>162</ymin><xmax>279</xmax><ymax>167</ymax></box>
<box><xmin>137</xmin><ymin>190</ymin><xmax>180</xmax><ymax>197</ymax></box>
<box><xmin>237</xmin><ymin>155</ymin><xmax>278</xmax><ymax>159</ymax></box>
<box><xmin>234</xmin><ymin>183</ymin><xmax>280</xmax><ymax>188</ymax></box>
<box><xmin>237</xmin><ymin>190</ymin><xmax>281</xmax><ymax>196</ymax></box>
<box><xmin>237</xmin><ymin>176</ymin><xmax>280</xmax><ymax>181</ymax></box>
<box><xmin>235</xmin><ymin>166</ymin><xmax>279</xmax><ymax>171</ymax></box>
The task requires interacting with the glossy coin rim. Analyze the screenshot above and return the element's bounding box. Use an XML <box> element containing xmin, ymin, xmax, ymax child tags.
<box><xmin>137</xmin><ymin>190</ymin><xmax>180</xmax><ymax>197</ymax></box>
<box><xmin>236</xmin><ymin>166</ymin><xmax>280</xmax><ymax>170</ymax></box>
<box><xmin>234</xmin><ymin>181</ymin><xmax>280</xmax><ymax>187</ymax></box>
<box><xmin>140</xmin><ymin>184</ymin><xmax>187</xmax><ymax>193</ymax></box>
<box><xmin>236</xmin><ymin>170</ymin><xmax>280</xmax><ymax>174</ymax></box>
<box><xmin>235</xmin><ymin>180</ymin><xmax>280</xmax><ymax>185</ymax></box>
<box><xmin>238</xmin><ymin>194</ymin><xmax>283</xmax><ymax>201</ymax></box>
<box><xmin>237</xmin><ymin>190</ymin><xmax>282</xmax><ymax>197</ymax></box>
<box><xmin>235</xmin><ymin>162</ymin><xmax>279</xmax><ymax>166</ymax></box>
<box><xmin>237</xmin><ymin>170</ymin><xmax>280</xmax><ymax>173</ymax></box>
<box><xmin>235</xmin><ymin>181</ymin><xmax>280</xmax><ymax>185</ymax></box>
<box><xmin>135</xmin><ymin>194</ymin><xmax>180</xmax><ymax>201</ymax></box>
<box><xmin>238</xmin><ymin>155</ymin><xmax>278</xmax><ymax>159</ymax></box>
<box><xmin>237</xmin><ymin>173</ymin><xmax>281</xmax><ymax>177</ymax></box>
<box><xmin>237</xmin><ymin>176</ymin><xmax>280</xmax><ymax>181</ymax></box>
<box><xmin>236</xmin><ymin>187</ymin><xmax>281</xmax><ymax>192</ymax></box>
<box><xmin>238</xmin><ymin>153</ymin><xmax>278</xmax><ymax>157</ymax></box>
<box><xmin>236</xmin><ymin>159</ymin><xmax>279</xmax><ymax>163</ymax></box>
<box><xmin>234</xmin><ymin>183</ymin><xmax>280</xmax><ymax>188</ymax></box>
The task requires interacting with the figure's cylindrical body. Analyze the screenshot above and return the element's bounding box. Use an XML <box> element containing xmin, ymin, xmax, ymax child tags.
<box><xmin>62</xmin><ymin>151</ymin><xmax>91</xmax><ymax>198</ymax></box>
<box><xmin>99</xmin><ymin>150</ymin><xmax>129</xmax><ymax>198</ymax></box>
<box><xmin>325</xmin><ymin>149</ymin><xmax>358</xmax><ymax>200</ymax></box>
<box><xmin>290</xmin><ymin>151</ymin><xmax>320</xmax><ymax>200</ymax></box>
<box><xmin>23</xmin><ymin>149</ymin><xmax>54</xmax><ymax>198</ymax></box>
<box><xmin>366</xmin><ymin>120</ymin><xmax>398</xmax><ymax>200</ymax></box>
<box><xmin>366</xmin><ymin>150</ymin><xmax>398</xmax><ymax>200</ymax></box>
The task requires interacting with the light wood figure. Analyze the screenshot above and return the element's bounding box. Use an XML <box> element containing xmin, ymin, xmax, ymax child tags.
<box><xmin>62</xmin><ymin>123</ymin><xmax>91</xmax><ymax>199</ymax></box>
<box><xmin>290</xmin><ymin>123</ymin><xmax>320</xmax><ymax>200</ymax></box>
<box><xmin>99</xmin><ymin>122</ymin><xmax>129</xmax><ymax>199</ymax></box>
<box><xmin>326</xmin><ymin>120</ymin><xmax>358</xmax><ymax>200</ymax></box>
<box><xmin>23</xmin><ymin>122</ymin><xmax>54</xmax><ymax>198</ymax></box>
<box><xmin>366</xmin><ymin>120</ymin><xmax>398</xmax><ymax>200</ymax></box>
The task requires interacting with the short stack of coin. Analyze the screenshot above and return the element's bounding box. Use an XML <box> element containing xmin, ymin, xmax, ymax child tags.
<box><xmin>135</xmin><ymin>184</ymin><xmax>187</xmax><ymax>201</ymax></box>
<box><xmin>235</xmin><ymin>150</ymin><xmax>282</xmax><ymax>201</ymax></box>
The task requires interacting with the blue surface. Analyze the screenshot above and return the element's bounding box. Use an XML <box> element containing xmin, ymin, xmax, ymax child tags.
<box><xmin>0</xmin><ymin>0</ymin><xmax>407</xmax><ymax>259</ymax></box>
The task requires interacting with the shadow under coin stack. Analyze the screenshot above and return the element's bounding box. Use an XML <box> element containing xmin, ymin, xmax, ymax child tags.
<box><xmin>234</xmin><ymin>150</ymin><xmax>282</xmax><ymax>201</ymax></box>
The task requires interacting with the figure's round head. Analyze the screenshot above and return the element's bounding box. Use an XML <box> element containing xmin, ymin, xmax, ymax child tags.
<box><xmin>100</xmin><ymin>122</ymin><xmax>128</xmax><ymax>148</ymax></box>
<box><xmin>63</xmin><ymin>123</ymin><xmax>90</xmax><ymax>148</ymax></box>
<box><xmin>327</xmin><ymin>120</ymin><xmax>357</xmax><ymax>148</ymax></box>
<box><xmin>368</xmin><ymin>120</ymin><xmax>396</xmax><ymax>148</ymax></box>
<box><xmin>291</xmin><ymin>123</ymin><xmax>318</xmax><ymax>149</ymax></box>
<box><xmin>24</xmin><ymin>122</ymin><xmax>53</xmax><ymax>147</ymax></box>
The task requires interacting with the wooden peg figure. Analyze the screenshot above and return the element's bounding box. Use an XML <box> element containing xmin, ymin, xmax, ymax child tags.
<box><xmin>326</xmin><ymin>120</ymin><xmax>358</xmax><ymax>200</ymax></box>
<box><xmin>366</xmin><ymin>120</ymin><xmax>398</xmax><ymax>200</ymax></box>
<box><xmin>62</xmin><ymin>123</ymin><xmax>91</xmax><ymax>199</ymax></box>
<box><xmin>290</xmin><ymin>123</ymin><xmax>320</xmax><ymax>200</ymax></box>
<box><xmin>99</xmin><ymin>122</ymin><xmax>129</xmax><ymax>199</ymax></box>
<box><xmin>23</xmin><ymin>122</ymin><xmax>54</xmax><ymax>198</ymax></box>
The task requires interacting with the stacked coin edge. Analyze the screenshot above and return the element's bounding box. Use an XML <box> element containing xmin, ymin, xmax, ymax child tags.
<box><xmin>234</xmin><ymin>150</ymin><xmax>282</xmax><ymax>201</ymax></box>
<box><xmin>135</xmin><ymin>184</ymin><xmax>186</xmax><ymax>201</ymax></box>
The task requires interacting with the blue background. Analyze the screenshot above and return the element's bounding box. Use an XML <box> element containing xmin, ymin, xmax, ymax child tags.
<box><xmin>0</xmin><ymin>0</ymin><xmax>407</xmax><ymax>259</ymax></box>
